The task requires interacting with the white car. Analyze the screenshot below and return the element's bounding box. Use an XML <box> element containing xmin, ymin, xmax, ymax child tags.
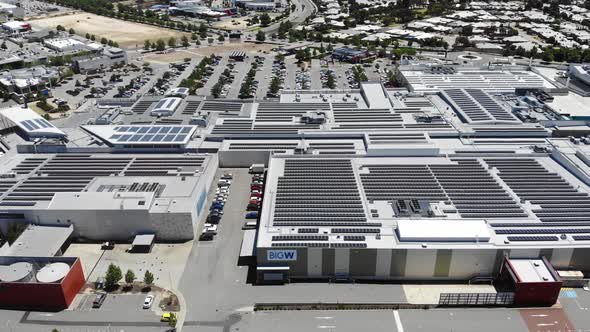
<box><xmin>143</xmin><ymin>294</ymin><xmax>154</xmax><ymax>309</ymax></box>
<box><xmin>203</xmin><ymin>224</ymin><xmax>218</xmax><ymax>234</ymax></box>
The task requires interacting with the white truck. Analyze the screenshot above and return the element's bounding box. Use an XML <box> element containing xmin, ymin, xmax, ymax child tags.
<box><xmin>249</xmin><ymin>164</ymin><xmax>265</xmax><ymax>174</ymax></box>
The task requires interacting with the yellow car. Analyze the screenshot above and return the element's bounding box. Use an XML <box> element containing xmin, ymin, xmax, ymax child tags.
<box><xmin>161</xmin><ymin>313</ymin><xmax>172</xmax><ymax>322</ymax></box>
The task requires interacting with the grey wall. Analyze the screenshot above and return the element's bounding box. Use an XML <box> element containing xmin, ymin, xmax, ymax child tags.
<box><xmin>257</xmin><ymin>246</ymin><xmax>590</xmax><ymax>281</ymax></box>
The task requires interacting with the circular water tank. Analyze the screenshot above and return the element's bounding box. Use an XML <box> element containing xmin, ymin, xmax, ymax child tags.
<box><xmin>36</xmin><ymin>263</ymin><xmax>70</xmax><ymax>283</ymax></box>
<box><xmin>0</xmin><ymin>262</ymin><xmax>34</xmax><ymax>282</ymax></box>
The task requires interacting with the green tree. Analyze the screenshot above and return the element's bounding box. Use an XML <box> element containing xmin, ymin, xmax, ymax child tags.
<box><xmin>100</xmin><ymin>37</ymin><xmax>108</xmax><ymax>45</ymax></box>
<box><xmin>144</xmin><ymin>39</ymin><xmax>150</xmax><ymax>50</ymax></box>
<box><xmin>211</xmin><ymin>82</ymin><xmax>223</xmax><ymax>98</ymax></box>
<box><xmin>125</xmin><ymin>269</ymin><xmax>136</xmax><ymax>285</ymax></box>
<box><xmin>191</xmin><ymin>32</ymin><xmax>198</xmax><ymax>40</ymax></box>
<box><xmin>269</xmin><ymin>76</ymin><xmax>281</xmax><ymax>95</ymax></box>
<box><xmin>156</xmin><ymin>39</ymin><xmax>166</xmax><ymax>51</ymax></box>
<box><xmin>256</xmin><ymin>30</ymin><xmax>266</xmax><ymax>42</ymax></box>
<box><xmin>85</xmin><ymin>33</ymin><xmax>90</xmax><ymax>39</ymax></box>
<box><xmin>260</xmin><ymin>13</ymin><xmax>271</xmax><ymax>27</ymax></box>
<box><xmin>218</xmin><ymin>34</ymin><xmax>225</xmax><ymax>42</ymax></box>
<box><xmin>0</xmin><ymin>41</ymin><xmax>6</xmax><ymax>50</ymax></box>
<box><xmin>105</xmin><ymin>263</ymin><xmax>122</xmax><ymax>289</ymax></box>
<box><xmin>326</xmin><ymin>71</ymin><xmax>335</xmax><ymax>89</ymax></box>
<box><xmin>56</xmin><ymin>25</ymin><xmax>65</xmax><ymax>31</ymax></box>
<box><xmin>168</xmin><ymin>37</ymin><xmax>176</xmax><ymax>48</ymax></box>
<box><xmin>144</xmin><ymin>270</ymin><xmax>154</xmax><ymax>286</ymax></box>
<box><xmin>68</xmin><ymin>28</ymin><xmax>75</xmax><ymax>35</ymax></box>
<box><xmin>198</xmin><ymin>23</ymin><xmax>208</xmax><ymax>39</ymax></box>
<box><xmin>181</xmin><ymin>35</ymin><xmax>189</xmax><ymax>47</ymax></box>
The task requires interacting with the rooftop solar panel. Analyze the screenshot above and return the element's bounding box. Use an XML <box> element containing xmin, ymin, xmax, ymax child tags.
<box><xmin>109</xmin><ymin>135</ymin><xmax>121</xmax><ymax>140</ymax></box>
<box><xmin>130</xmin><ymin>135</ymin><xmax>143</xmax><ymax>142</ymax></box>
<box><xmin>159</xmin><ymin>127</ymin><xmax>171</xmax><ymax>134</ymax></box>
<box><xmin>137</xmin><ymin>127</ymin><xmax>150</xmax><ymax>134</ymax></box>
<box><xmin>117</xmin><ymin>126</ymin><xmax>129</xmax><ymax>132</ymax></box>
<box><xmin>154</xmin><ymin>99</ymin><xmax>167</xmax><ymax>109</ymax></box>
<box><xmin>34</xmin><ymin>118</ymin><xmax>49</xmax><ymax>128</ymax></box>
<box><xmin>20</xmin><ymin>121</ymin><xmax>34</xmax><ymax>131</ymax></box>
<box><xmin>25</xmin><ymin>120</ymin><xmax>39</xmax><ymax>130</ymax></box>
<box><xmin>148</xmin><ymin>127</ymin><xmax>160</xmax><ymax>134</ymax></box>
<box><xmin>163</xmin><ymin>135</ymin><xmax>175</xmax><ymax>142</ymax></box>
<box><xmin>180</xmin><ymin>127</ymin><xmax>191</xmax><ymax>134</ymax></box>
<box><xmin>173</xmin><ymin>134</ymin><xmax>185</xmax><ymax>142</ymax></box>
<box><xmin>152</xmin><ymin>134</ymin><xmax>165</xmax><ymax>142</ymax></box>
<box><xmin>118</xmin><ymin>134</ymin><xmax>132</xmax><ymax>142</ymax></box>
<box><xmin>170</xmin><ymin>127</ymin><xmax>181</xmax><ymax>134</ymax></box>
<box><xmin>140</xmin><ymin>135</ymin><xmax>153</xmax><ymax>142</ymax></box>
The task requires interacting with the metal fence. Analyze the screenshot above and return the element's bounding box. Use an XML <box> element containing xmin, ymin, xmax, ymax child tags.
<box><xmin>438</xmin><ymin>292</ymin><xmax>515</xmax><ymax>307</ymax></box>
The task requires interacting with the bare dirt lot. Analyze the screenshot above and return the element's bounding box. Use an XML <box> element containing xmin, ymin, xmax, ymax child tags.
<box><xmin>28</xmin><ymin>12</ymin><xmax>188</xmax><ymax>48</ymax></box>
<box><xmin>143</xmin><ymin>42</ymin><xmax>277</xmax><ymax>63</ymax></box>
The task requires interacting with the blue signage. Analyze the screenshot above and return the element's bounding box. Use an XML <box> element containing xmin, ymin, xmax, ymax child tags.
<box><xmin>267</xmin><ymin>250</ymin><xmax>297</xmax><ymax>261</ymax></box>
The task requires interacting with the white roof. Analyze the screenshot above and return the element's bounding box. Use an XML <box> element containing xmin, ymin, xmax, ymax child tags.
<box><xmin>150</xmin><ymin>97</ymin><xmax>182</xmax><ymax>115</ymax></box>
<box><xmin>2</xmin><ymin>21</ymin><xmax>26</xmax><ymax>29</ymax></box>
<box><xmin>0</xmin><ymin>106</ymin><xmax>66</xmax><ymax>138</ymax></box>
<box><xmin>397</xmin><ymin>220</ymin><xmax>491</xmax><ymax>242</ymax></box>
<box><xmin>361</xmin><ymin>83</ymin><xmax>391</xmax><ymax>109</ymax></box>
<box><xmin>82</xmin><ymin>124</ymin><xmax>196</xmax><ymax>146</ymax></box>
<box><xmin>44</xmin><ymin>38</ymin><xmax>84</xmax><ymax>49</ymax></box>
<box><xmin>509</xmin><ymin>259</ymin><xmax>556</xmax><ymax>282</ymax></box>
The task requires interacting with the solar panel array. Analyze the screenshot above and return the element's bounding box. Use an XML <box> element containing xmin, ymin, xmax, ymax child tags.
<box><xmin>182</xmin><ymin>100</ymin><xmax>201</xmax><ymax>115</ymax></box>
<box><xmin>368</xmin><ymin>133</ymin><xmax>428</xmax><ymax>145</ymax></box>
<box><xmin>255</xmin><ymin>102</ymin><xmax>331</xmax><ymax>122</ymax></box>
<box><xmin>200</xmin><ymin>101</ymin><xmax>243</xmax><ymax>112</ymax></box>
<box><xmin>332</xmin><ymin>109</ymin><xmax>402</xmax><ymax>123</ymax></box>
<box><xmin>271</xmin><ymin>159</ymin><xmax>371</xmax><ymax>247</ymax></box>
<box><xmin>441</xmin><ymin>89</ymin><xmax>519</xmax><ymax>123</ymax></box>
<box><xmin>403</xmin><ymin>70</ymin><xmax>547</xmax><ymax>92</ymax></box>
<box><xmin>131</xmin><ymin>99</ymin><xmax>155</xmax><ymax>114</ymax></box>
<box><xmin>20</xmin><ymin>118</ymin><xmax>56</xmax><ymax>132</ymax></box>
<box><xmin>0</xmin><ymin>154</ymin><xmax>206</xmax><ymax>206</ymax></box>
<box><xmin>359</xmin><ymin>159</ymin><xmax>526</xmax><ymax>219</ymax></box>
<box><xmin>485</xmin><ymin>158</ymin><xmax>590</xmax><ymax>223</ymax></box>
<box><xmin>108</xmin><ymin>126</ymin><xmax>193</xmax><ymax>144</ymax></box>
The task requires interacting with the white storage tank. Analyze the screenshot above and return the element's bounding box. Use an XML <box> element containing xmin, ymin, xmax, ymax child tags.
<box><xmin>36</xmin><ymin>263</ymin><xmax>70</xmax><ymax>283</ymax></box>
<box><xmin>0</xmin><ymin>262</ymin><xmax>34</xmax><ymax>282</ymax></box>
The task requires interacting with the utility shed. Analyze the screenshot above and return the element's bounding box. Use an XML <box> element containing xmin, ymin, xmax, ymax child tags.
<box><xmin>238</xmin><ymin>229</ymin><xmax>257</xmax><ymax>266</ymax></box>
<box><xmin>131</xmin><ymin>234</ymin><xmax>155</xmax><ymax>253</ymax></box>
<box><xmin>396</xmin><ymin>220</ymin><xmax>491</xmax><ymax>242</ymax></box>
<box><xmin>500</xmin><ymin>257</ymin><xmax>562</xmax><ymax>306</ymax></box>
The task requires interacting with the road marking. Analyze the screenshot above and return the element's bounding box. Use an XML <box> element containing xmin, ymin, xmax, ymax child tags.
<box><xmin>537</xmin><ymin>323</ymin><xmax>555</xmax><ymax>327</ymax></box>
<box><xmin>531</xmin><ymin>314</ymin><xmax>548</xmax><ymax>317</ymax></box>
<box><xmin>317</xmin><ymin>325</ymin><xmax>336</xmax><ymax>329</ymax></box>
<box><xmin>315</xmin><ymin>316</ymin><xmax>333</xmax><ymax>320</ymax></box>
<box><xmin>393</xmin><ymin>310</ymin><xmax>404</xmax><ymax>332</ymax></box>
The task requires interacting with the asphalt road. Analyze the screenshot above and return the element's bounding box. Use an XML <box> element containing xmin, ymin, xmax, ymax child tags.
<box><xmin>262</xmin><ymin>0</ymin><xmax>317</xmax><ymax>33</ymax></box>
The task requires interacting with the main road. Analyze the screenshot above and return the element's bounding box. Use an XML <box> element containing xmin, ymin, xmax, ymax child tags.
<box><xmin>261</xmin><ymin>0</ymin><xmax>317</xmax><ymax>33</ymax></box>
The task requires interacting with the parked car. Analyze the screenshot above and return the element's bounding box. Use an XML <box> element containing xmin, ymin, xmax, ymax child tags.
<box><xmin>221</xmin><ymin>173</ymin><xmax>233</xmax><ymax>180</ymax></box>
<box><xmin>143</xmin><ymin>294</ymin><xmax>154</xmax><ymax>309</ymax></box>
<box><xmin>247</xmin><ymin>203</ymin><xmax>260</xmax><ymax>211</ymax></box>
<box><xmin>245</xmin><ymin>211</ymin><xmax>259</xmax><ymax>219</ymax></box>
<box><xmin>92</xmin><ymin>293</ymin><xmax>107</xmax><ymax>308</ymax></box>
<box><xmin>250</xmin><ymin>192</ymin><xmax>262</xmax><ymax>198</ymax></box>
<box><xmin>199</xmin><ymin>232</ymin><xmax>214</xmax><ymax>241</ymax></box>
<box><xmin>101</xmin><ymin>241</ymin><xmax>114</xmax><ymax>250</ymax></box>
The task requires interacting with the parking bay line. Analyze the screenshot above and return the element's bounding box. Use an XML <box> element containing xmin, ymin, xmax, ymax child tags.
<box><xmin>393</xmin><ymin>310</ymin><xmax>404</xmax><ymax>332</ymax></box>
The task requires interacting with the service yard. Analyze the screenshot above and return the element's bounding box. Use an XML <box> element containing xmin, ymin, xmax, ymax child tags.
<box><xmin>27</xmin><ymin>12</ymin><xmax>188</xmax><ymax>48</ymax></box>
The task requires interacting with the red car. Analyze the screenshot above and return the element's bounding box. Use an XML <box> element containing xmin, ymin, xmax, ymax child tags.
<box><xmin>249</xmin><ymin>199</ymin><xmax>261</xmax><ymax>205</ymax></box>
<box><xmin>251</xmin><ymin>192</ymin><xmax>262</xmax><ymax>197</ymax></box>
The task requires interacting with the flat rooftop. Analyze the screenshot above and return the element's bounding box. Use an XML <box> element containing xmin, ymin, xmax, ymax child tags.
<box><xmin>400</xmin><ymin>67</ymin><xmax>555</xmax><ymax>93</ymax></box>
<box><xmin>258</xmin><ymin>153</ymin><xmax>590</xmax><ymax>250</ymax></box>
<box><xmin>0</xmin><ymin>153</ymin><xmax>213</xmax><ymax>211</ymax></box>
